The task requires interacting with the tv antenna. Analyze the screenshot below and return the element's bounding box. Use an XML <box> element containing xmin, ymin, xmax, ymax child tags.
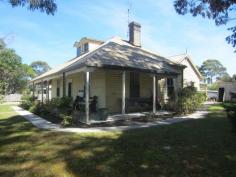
<box><xmin>127</xmin><ymin>0</ymin><xmax>133</xmax><ymax>38</ymax></box>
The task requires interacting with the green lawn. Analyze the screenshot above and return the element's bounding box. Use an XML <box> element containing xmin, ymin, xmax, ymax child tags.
<box><xmin>0</xmin><ymin>104</ymin><xmax>236</xmax><ymax>177</ymax></box>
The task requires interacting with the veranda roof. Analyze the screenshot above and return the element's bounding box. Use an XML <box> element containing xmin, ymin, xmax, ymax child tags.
<box><xmin>31</xmin><ymin>36</ymin><xmax>185</xmax><ymax>83</ymax></box>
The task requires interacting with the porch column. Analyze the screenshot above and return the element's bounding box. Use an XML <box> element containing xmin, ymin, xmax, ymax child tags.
<box><xmin>46</xmin><ymin>80</ymin><xmax>50</xmax><ymax>101</ymax></box>
<box><xmin>41</xmin><ymin>80</ymin><xmax>44</xmax><ymax>103</ymax></box>
<box><xmin>85</xmin><ymin>71</ymin><xmax>90</xmax><ymax>124</ymax></box>
<box><xmin>63</xmin><ymin>72</ymin><xmax>66</xmax><ymax>97</ymax></box>
<box><xmin>32</xmin><ymin>81</ymin><xmax>35</xmax><ymax>98</ymax></box>
<box><xmin>153</xmin><ymin>75</ymin><xmax>156</xmax><ymax>114</ymax></box>
<box><xmin>122</xmin><ymin>71</ymin><xmax>126</xmax><ymax>115</ymax></box>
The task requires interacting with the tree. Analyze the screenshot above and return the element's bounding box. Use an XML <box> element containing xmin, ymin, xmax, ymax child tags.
<box><xmin>219</xmin><ymin>73</ymin><xmax>233</xmax><ymax>82</ymax></box>
<box><xmin>199</xmin><ymin>59</ymin><xmax>228</xmax><ymax>84</ymax></box>
<box><xmin>233</xmin><ymin>74</ymin><xmax>236</xmax><ymax>81</ymax></box>
<box><xmin>7</xmin><ymin>0</ymin><xmax>57</xmax><ymax>15</ymax></box>
<box><xmin>0</xmin><ymin>49</ymin><xmax>35</xmax><ymax>94</ymax></box>
<box><xmin>0</xmin><ymin>39</ymin><xmax>6</xmax><ymax>50</ymax></box>
<box><xmin>174</xmin><ymin>0</ymin><xmax>236</xmax><ymax>51</ymax></box>
<box><xmin>30</xmin><ymin>60</ymin><xmax>51</xmax><ymax>76</ymax></box>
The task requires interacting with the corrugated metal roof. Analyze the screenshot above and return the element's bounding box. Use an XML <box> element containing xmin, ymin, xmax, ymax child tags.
<box><xmin>31</xmin><ymin>36</ymin><xmax>185</xmax><ymax>82</ymax></box>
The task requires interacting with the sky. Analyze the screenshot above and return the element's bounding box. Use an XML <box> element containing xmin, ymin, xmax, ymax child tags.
<box><xmin>0</xmin><ymin>0</ymin><xmax>235</xmax><ymax>75</ymax></box>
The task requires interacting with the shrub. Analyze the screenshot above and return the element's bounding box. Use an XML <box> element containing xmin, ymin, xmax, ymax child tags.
<box><xmin>59</xmin><ymin>96</ymin><xmax>73</xmax><ymax>109</ymax></box>
<box><xmin>50</xmin><ymin>96</ymin><xmax>72</xmax><ymax>109</ymax></box>
<box><xmin>0</xmin><ymin>94</ymin><xmax>4</xmax><ymax>104</ymax></box>
<box><xmin>20</xmin><ymin>89</ymin><xmax>35</xmax><ymax>110</ymax></box>
<box><xmin>60</xmin><ymin>114</ymin><xmax>73</xmax><ymax>127</ymax></box>
<box><xmin>223</xmin><ymin>103</ymin><xmax>236</xmax><ymax>133</ymax></box>
<box><xmin>176</xmin><ymin>86</ymin><xmax>206</xmax><ymax>114</ymax></box>
<box><xmin>29</xmin><ymin>101</ymin><xmax>41</xmax><ymax>114</ymax></box>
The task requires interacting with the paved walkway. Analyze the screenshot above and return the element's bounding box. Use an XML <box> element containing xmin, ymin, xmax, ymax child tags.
<box><xmin>12</xmin><ymin>102</ymin><xmax>215</xmax><ymax>133</ymax></box>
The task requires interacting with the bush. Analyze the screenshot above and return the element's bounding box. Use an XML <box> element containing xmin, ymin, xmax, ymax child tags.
<box><xmin>176</xmin><ymin>86</ymin><xmax>206</xmax><ymax>114</ymax></box>
<box><xmin>0</xmin><ymin>94</ymin><xmax>4</xmax><ymax>104</ymax></box>
<box><xmin>20</xmin><ymin>89</ymin><xmax>35</xmax><ymax>110</ymax></box>
<box><xmin>50</xmin><ymin>96</ymin><xmax>72</xmax><ymax>109</ymax></box>
<box><xmin>29</xmin><ymin>101</ymin><xmax>41</xmax><ymax>114</ymax></box>
<box><xmin>223</xmin><ymin>103</ymin><xmax>236</xmax><ymax>133</ymax></box>
<box><xmin>60</xmin><ymin>114</ymin><xmax>73</xmax><ymax>127</ymax></box>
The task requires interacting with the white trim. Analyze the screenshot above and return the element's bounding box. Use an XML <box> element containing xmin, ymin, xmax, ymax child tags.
<box><xmin>122</xmin><ymin>71</ymin><xmax>126</xmax><ymax>115</ymax></box>
<box><xmin>153</xmin><ymin>75</ymin><xmax>156</xmax><ymax>113</ymax></box>
<box><xmin>85</xmin><ymin>71</ymin><xmax>90</xmax><ymax>124</ymax></box>
<box><xmin>65</xmin><ymin>67</ymin><xmax>86</xmax><ymax>76</ymax></box>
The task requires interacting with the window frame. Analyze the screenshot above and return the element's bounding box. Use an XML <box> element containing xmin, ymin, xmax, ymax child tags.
<box><xmin>167</xmin><ymin>78</ymin><xmax>174</xmax><ymax>98</ymax></box>
<box><xmin>56</xmin><ymin>80</ymin><xmax>60</xmax><ymax>97</ymax></box>
<box><xmin>68</xmin><ymin>82</ymin><xmax>72</xmax><ymax>98</ymax></box>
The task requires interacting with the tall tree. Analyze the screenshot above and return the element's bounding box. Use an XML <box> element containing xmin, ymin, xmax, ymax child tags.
<box><xmin>0</xmin><ymin>38</ymin><xmax>6</xmax><ymax>50</ymax></box>
<box><xmin>199</xmin><ymin>59</ymin><xmax>228</xmax><ymax>84</ymax></box>
<box><xmin>0</xmin><ymin>49</ymin><xmax>35</xmax><ymax>94</ymax></box>
<box><xmin>233</xmin><ymin>74</ymin><xmax>236</xmax><ymax>81</ymax></box>
<box><xmin>6</xmin><ymin>0</ymin><xmax>57</xmax><ymax>15</ymax></box>
<box><xmin>30</xmin><ymin>60</ymin><xmax>51</xmax><ymax>76</ymax></box>
<box><xmin>174</xmin><ymin>0</ymin><xmax>236</xmax><ymax>51</ymax></box>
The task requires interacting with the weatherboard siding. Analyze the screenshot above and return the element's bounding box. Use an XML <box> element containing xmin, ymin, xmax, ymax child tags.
<box><xmin>182</xmin><ymin>59</ymin><xmax>200</xmax><ymax>90</ymax></box>
<box><xmin>90</xmin><ymin>70</ymin><xmax>106</xmax><ymax>108</ymax></box>
<box><xmin>105</xmin><ymin>70</ymin><xmax>123</xmax><ymax>113</ymax></box>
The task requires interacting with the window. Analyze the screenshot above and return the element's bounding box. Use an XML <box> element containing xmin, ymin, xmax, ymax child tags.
<box><xmin>68</xmin><ymin>82</ymin><xmax>72</xmax><ymax>97</ymax></box>
<box><xmin>167</xmin><ymin>78</ymin><xmax>174</xmax><ymax>97</ymax></box>
<box><xmin>130</xmin><ymin>72</ymin><xmax>140</xmax><ymax>98</ymax></box>
<box><xmin>56</xmin><ymin>80</ymin><xmax>60</xmax><ymax>97</ymax></box>
<box><xmin>77</xmin><ymin>47</ymin><xmax>81</xmax><ymax>56</ymax></box>
<box><xmin>84</xmin><ymin>43</ymin><xmax>89</xmax><ymax>52</ymax></box>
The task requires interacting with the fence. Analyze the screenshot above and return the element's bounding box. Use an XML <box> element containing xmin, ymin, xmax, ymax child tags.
<box><xmin>3</xmin><ymin>94</ymin><xmax>22</xmax><ymax>102</ymax></box>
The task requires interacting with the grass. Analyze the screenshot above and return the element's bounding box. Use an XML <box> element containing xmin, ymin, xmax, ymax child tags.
<box><xmin>208</xmin><ymin>104</ymin><xmax>225</xmax><ymax>111</ymax></box>
<box><xmin>0</xmin><ymin>104</ymin><xmax>236</xmax><ymax>177</ymax></box>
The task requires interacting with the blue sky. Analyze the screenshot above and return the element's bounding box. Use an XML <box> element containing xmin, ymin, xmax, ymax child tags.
<box><xmin>0</xmin><ymin>0</ymin><xmax>235</xmax><ymax>75</ymax></box>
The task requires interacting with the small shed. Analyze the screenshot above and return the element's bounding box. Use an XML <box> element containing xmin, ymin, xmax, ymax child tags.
<box><xmin>218</xmin><ymin>81</ymin><xmax>236</xmax><ymax>102</ymax></box>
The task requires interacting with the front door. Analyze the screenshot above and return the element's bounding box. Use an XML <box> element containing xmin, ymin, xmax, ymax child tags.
<box><xmin>130</xmin><ymin>72</ymin><xmax>140</xmax><ymax>98</ymax></box>
<box><xmin>218</xmin><ymin>87</ymin><xmax>225</xmax><ymax>102</ymax></box>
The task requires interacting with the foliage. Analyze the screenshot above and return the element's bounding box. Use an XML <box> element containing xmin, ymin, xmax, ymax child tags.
<box><xmin>8</xmin><ymin>0</ymin><xmax>57</xmax><ymax>15</ymax></box>
<box><xmin>0</xmin><ymin>38</ymin><xmax>6</xmax><ymax>50</ymax></box>
<box><xmin>50</xmin><ymin>96</ymin><xmax>73</xmax><ymax>109</ymax></box>
<box><xmin>223</xmin><ymin>102</ymin><xmax>236</xmax><ymax>132</ymax></box>
<box><xmin>20</xmin><ymin>89</ymin><xmax>35</xmax><ymax>110</ymax></box>
<box><xmin>0</xmin><ymin>94</ymin><xmax>4</xmax><ymax>103</ymax></box>
<box><xmin>0</xmin><ymin>48</ymin><xmax>35</xmax><ymax>94</ymax></box>
<box><xmin>233</xmin><ymin>74</ymin><xmax>236</xmax><ymax>81</ymax></box>
<box><xmin>28</xmin><ymin>101</ymin><xmax>41</xmax><ymax>114</ymax></box>
<box><xmin>21</xmin><ymin>95</ymin><xmax>73</xmax><ymax>124</ymax></box>
<box><xmin>219</xmin><ymin>73</ymin><xmax>233</xmax><ymax>81</ymax></box>
<box><xmin>208</xmin><ymin>81</ymin><xmax>220</xmax><ymax>90</ymax></box>
<box><xmin>199</xmin><ymin>59</ymin><xmax>228</xmax><ymax>84</ymax></box>
<box><xmin>30</xmin><ymin>60</ymin><xmax>51</xmax><ymax>76</ymax></box>
<box><xmin>174</xmin><ymin>0</ymin><xmax>236</xmax><ymax>51</ymax></box>
<box><xmin>60</xmin><ymin>114</ymin><xmax>73</xmax><ymax>127</ymax></box>
<box><xmin>176</xmin><ymin>86</ymin><xmax>206</xmax><ymax>114</ymax></box>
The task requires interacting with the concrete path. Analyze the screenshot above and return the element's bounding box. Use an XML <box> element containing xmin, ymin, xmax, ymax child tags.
<box><xmin>12</xmin><ymin>102</ymin><xmax>215</xmax><ymax>133</ymax></box>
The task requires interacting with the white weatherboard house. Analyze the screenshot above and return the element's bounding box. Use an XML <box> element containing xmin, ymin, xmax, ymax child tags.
<box><xmin>169</xmin><ymin>54</ymin><xmax>203</xmax><ymax>91</ymax></box>
<box><xmin>30</xmin><ymin>22</ymin><xmax>186</xmax><ymax>124</ymax></box>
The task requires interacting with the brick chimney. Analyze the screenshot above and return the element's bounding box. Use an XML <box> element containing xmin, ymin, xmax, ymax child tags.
<box><xmin>129</xmin><ymin>21</ymin><xmax>141</xmax><ymax>47</ymax></box>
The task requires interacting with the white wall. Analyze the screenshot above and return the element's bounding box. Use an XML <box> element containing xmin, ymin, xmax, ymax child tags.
<box><xmin>219</xmin><ymin>82</ymin><xmax>236</xmax><ymax>101</ymax></box>
<box><xmin>182</xmin><ymin>59</ymin><xmax>201</xmax><ymax>91</ymax></box>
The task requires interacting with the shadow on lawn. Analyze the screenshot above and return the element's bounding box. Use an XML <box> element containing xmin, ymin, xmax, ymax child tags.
<box><xmin>1</xmin><ymin>113</ymin><xmax>236</xmax><ymax>177</ymax></box>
